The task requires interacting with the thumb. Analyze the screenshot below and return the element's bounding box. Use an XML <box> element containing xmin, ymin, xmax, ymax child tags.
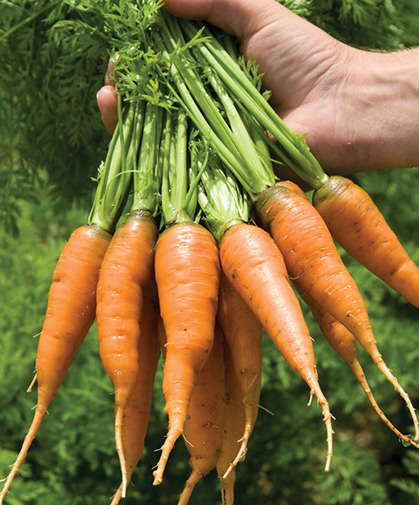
<box><xmin>162</xmin><ymin>0</ymin><xmax>283</xmax><ymax>41</ymax></box>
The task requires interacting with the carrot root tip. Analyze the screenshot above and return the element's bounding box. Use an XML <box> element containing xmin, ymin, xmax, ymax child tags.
<box><xmin>115</xmin><ymin>407</ymin><xmax>128</xmax><ymax>498</ymax></box>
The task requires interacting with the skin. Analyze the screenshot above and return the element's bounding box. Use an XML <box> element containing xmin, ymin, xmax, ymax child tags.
<box><xmin>0</xmin><ymin>224</ymin><xmax>112</xmax><ymax>505</ymax></box>
<box><xmin>96</xmin><ymin>211</ymin><xmax>158</xmax><ymax>496</ymax></box>
<box><xmin>153</xmin><ymin>222</ymin><xmax>220</xmax><ymax>486</ymax></box>
<box><xmin>219</xmin><ymin>222</ymin><xmax>333</xmax><ymax>470</ymax></box>
<box><xmin>313</xmin><ymin>176</ymin><xmax>419</xmax><ymax>308</ymax></box>
<box><xmin>257</xmin><ymin>181</ymin><xmax>419</xmax><ymax>440</ymax></box>
<box><xmin>216</xmin><ymin>272</ymin><xmax>262</xmax><ymax>474</ymax></box>
<box><xmin>97</xmin><ymin>0</ymin><xmax>419</xmax><ymax>174</ymax></box>
<box><xmin>293</xmin><ymin>279</ymin><xmax>419</xmax><ymax>450</ymax></box>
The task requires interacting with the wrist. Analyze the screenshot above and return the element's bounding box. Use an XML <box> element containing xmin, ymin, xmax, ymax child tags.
<box><xmin>341</xmin><ymin>47</ymin><xmax>419</xmax><ymax>171</ymax></box>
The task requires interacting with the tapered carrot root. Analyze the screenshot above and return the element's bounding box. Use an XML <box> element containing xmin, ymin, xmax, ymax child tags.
<box><xmin>257</xmin><ymin>181</ymin><xmax>419</xmax><ymax>441</ymax></box>
<box><xmin>313</xmin><ymin>176</ymin><xmax>419</xmax><ymax>308</ymax></box>
<box><xmin>217</xmin><ymin>273</ymin><xmax>262</xmax><ymax>478</ymax></box>
<box><xmin>219</xmin><ymin>222</ymin><xmax>333</xmax><ymax>472</ymax></box>
<box><xmin>295</xmin><ymin>280</ymin><xmax>419</xmax><ymax>449</ymax></box>
<box><xmin>177</xmin><ymin>325</ymin><xmax>225</xmax><ymax>505</ymax></box>
<box><xmin>217</xmin><ymin>340</ymin><xmax>248</xmax><ymax>505</ymax></box>
<box><xmin>110</xmin><ymin>279</ymin><xmax>161</xmax><ymax>505</ymax></box>
<box><xmin>97</xmin><ymin>210</ymin><xmax>158</xmax><ymax>497</ymax></box>
<box><xmin>153</xmin><ymin>222</ymin><xmax>220</xmax><ymax>486</ymax></box>
<box><xmin>0</xmin><ymin>224</ymin><xmax>111</xmax><ymax>504</ymax></box>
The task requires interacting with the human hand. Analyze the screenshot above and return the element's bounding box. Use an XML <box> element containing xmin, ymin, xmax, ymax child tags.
<box><xmin>98</xmin><ymin>0</ymin><xmax>419</xmax><ymax>174</ymax></box>
<box><xmin>97</xmin><ymin>59</ymin><xmax>119</xmax><ymax>134</ymax></box>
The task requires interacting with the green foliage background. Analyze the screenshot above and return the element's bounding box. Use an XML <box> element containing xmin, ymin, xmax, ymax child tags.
<box><xmin>1</xmin><ymin>1</ymin><xmax>419</xmax><ymax>504</ymax></box>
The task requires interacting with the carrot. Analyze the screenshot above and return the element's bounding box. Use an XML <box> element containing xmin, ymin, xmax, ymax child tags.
<box><xmin>219</xmin><ymin>222</ymin><xmax>333</xmax><ymax>470</ymax></box>
<box><xmin>97</xmin><ymin>100</ymin><xmax>161</xmax><ymax>495</ymax></box>
<box><xmin>0</xmin><ymin>224</ymin><xmax>111</xmax><ymax>505</ymax></box>
<box><xmin>110</xmin><ymin>278</ymin><xmax>161</xmax><ymax>505</ymax></box>
<box><xmin>0</xmin><ymin>101</ymin><xmax>138</xmax><ymax>504</ymax></box>
<box><xmin>198</xmin><ymin>164</ymin><xmax>333</xmax><ymax>471</ymax></box>
<box><xmin>216</xmin><ymin>272</ymin><xmax>262</xmax><ymax>477</ymax></box>
<box><xmin>97</xmin><ymin>210</ymin><xmax>158</xmax><ymax>496</ymax></box>
<box><xmin>256</xmin><ymin>180</ymin><xmax>419</xmax><ymax>441</ymax></box>
<box><xmin>312</xmin><ymin>175</ymin><xmax>419</xmax><ymax>308</ymax></box>
<box><xmin>293</xmin><ymin>279</ymin><xmax>419</xmax><ymax>449</ymax></box>
<box><xmin>217</xmin><ymin>338</ymin><xmax>249</xmax><ymax>505</ymax></box>
<box><xmin>153</xmin><ymin>221</ymin><xmax>220</xmax><ymax>485</ymax></box>
<box><xmin>177</xmin><ymin>324</ymin><xmax>225</xmax><ymax>505</ymax></box>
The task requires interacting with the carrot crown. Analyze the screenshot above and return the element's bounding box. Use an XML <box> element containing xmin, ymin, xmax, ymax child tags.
<box><xmin>198</xmin><ymin>163</ymin><xmax>250</xmax><ymax>243</ymax></box>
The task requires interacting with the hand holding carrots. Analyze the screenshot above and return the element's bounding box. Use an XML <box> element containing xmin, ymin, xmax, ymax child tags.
<box><xmin>4</xmin><ymin>4</ymin><xmax>419</xmax><ymax>505</ymax></box>
<box><xmin>99</xmin><ymin>0</ymin><xmax>419</xmax><ymax>176</ymax></box>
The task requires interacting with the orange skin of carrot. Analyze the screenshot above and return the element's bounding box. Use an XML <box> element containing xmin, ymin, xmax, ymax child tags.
<box><xmin>177</xmin><ymin>325</ymin><xmax>225</xmax><ymax>505</ymax></box>
<box><xmin>257</xmin><ymin>182</ymin><xmax>419</xmax><ymax>440</ymax></box>
<box><xmin>216</xmin><ymin>272</ymin><xmax>262</xmax><ymax>470</ymax></box>
<box><xmin>219</xmin><ymin>222</ymin><xmax>333</xmax><ymax>470</ymax></box>
<box><xmin>153</xmin><ymin>222</ymin><xmax>220</xmax><ymax>485</ymax></box>
<box><xmin>97</xmin><ymin>211</ymin><xmax>158</xmax><ymax>411</ymax></box>
<box><xmin>110</xmin><ymin>279</ymin><xmax>161</xmax><ymax>505</ymax></box>
<box><xmin>257</xmin><ymin>181</ymin><xmax>379</xmax><ymax>353</ymax></box>
<box><xmin>293</xmin><ymin>279</ymin><xmax>419</xmax><ymax>449</ymax></box>
<box><xmin>217</xmin><ymin>340</ymin><xmax>248</xmax><ymax>505</ymax></box>
<box><xmin>220</xmin><ymin>223</ymin><xmax>320</xmax><ymax>383</ymax></box>
<box><xmin>313</xmin><ymin>176</ymin><xmax>419</xmax><ymax>308</ymax></box>
<box><xmin>96</xmin><ymin>210</ymin><xmax>158</xmax><ymax>496</ymax></box>
<box><xmin>0</xmin><ymin>224</ymin><xmax>111</xmax><ymax>505</ymax></box>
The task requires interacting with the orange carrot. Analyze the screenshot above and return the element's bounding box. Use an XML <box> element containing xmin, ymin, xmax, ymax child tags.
<box><xmin>219</xmin><ymin>222</ymin><xmax>333</xmax><ymax>471</ymax></box>
<box><xmin>313</xmin><ymin>175</ymin><xmax>419</xmax><ymax>308</ymax></box>
<box><xmin>257</xmin><ymin>181</ymin><xmax>419</xmax><ymax>441</ymax></box>
<box><xmin>216</xmin><ymin>272</ymin><xmax>262</xmax><ymax>477</ymax></box>
<box><xmin>153</xmin><ymin>221</ymin><xmax>220</xmax><ymax>485</ymax></box>
<box><xmin>110</xmin><ymin>278</ymin><xmax>161</xmax><ymax>505</ymax></box>
<box><xmin>293</xmin><ymin>279</ymin><xmax>419</xmax><ymax>449</ymax></box>
<box><xmin>177</xmin><ymin>324</ymin><xmax>225</xmax><ymax>505</ymax></box>
<box><xmin>217</xmin><ymin>338</ymin><xmax>248</xmax><ymax>505</ymax></box>
<box><xmin>0</xmin><ymin>224</ymin><xmax>111</xmax><ymax>504</ymax></box>
<box><xmin>96</xmin><ymin>210</ymin><xmax>158</xmax><ymax>496</ymax></box>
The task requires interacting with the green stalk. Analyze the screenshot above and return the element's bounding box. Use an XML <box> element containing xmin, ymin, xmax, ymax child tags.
<box><xmin>160</xmin><ymin>111</ymin><xmax>197</xmax><ymax>226</ymax></box>
<box><xmin>160</xmin><ymin>111</ymin><xmax>175</xmax><ymax>224</ymax></box>
<box><xmin>180</xmin><ymin>18</ymin><xmax>328</xmax><ymax>189</ymax></box>
<box><xmin>132</xmin><ymin>101</ymin><xmax>162</xmax><ymax>215</ymax></box>
<box><xmin>206</xmin><ymin>69</ymin><xmax>275</xmax><ymax>188</ymax></box>
<box><xmin>157</xmin><ymin>12</ymin><xmax>271</xmax><ymax>195</ymax></box>
<box><xmin>198</xmin><ymin>161</ymin><xmax>250</xmax><ymax>242</ymax></box>
<box><xmin>88</xmin><ymin>101</ymin><xmax>138</xmax><ymax>233</ymax></box>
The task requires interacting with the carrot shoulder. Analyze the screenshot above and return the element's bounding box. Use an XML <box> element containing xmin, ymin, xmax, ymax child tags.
<box><xmin>0</xmin><ymin>224</ymin><xmax>111</xmax><ymax>505</ymax></box>
<box><xmin>153</xmin><ymin>221</ymin><xmax>220</xmax><ymax>485</ymax></box>
<box><xmin>313</xmin><ymin>175</ymin><xmax>419</xmax><ymax>308</ymax></box>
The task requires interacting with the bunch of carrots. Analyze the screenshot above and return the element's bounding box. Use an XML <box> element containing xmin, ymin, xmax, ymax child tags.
<box><xmin>2</xmin><ymin>5</ymin><xmax>419</xmax><ymax>505</ymax></box>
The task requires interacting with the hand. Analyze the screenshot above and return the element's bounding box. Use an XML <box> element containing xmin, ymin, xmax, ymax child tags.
<box><xmin>98</xmin><ymin>0</ymin><xmax>419</xmax><ymax>174</ymax></box>
<box><xmin>97</xmin><ymin>59</ymin><xmax>118</xmax><ymax>134</ymax></box>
